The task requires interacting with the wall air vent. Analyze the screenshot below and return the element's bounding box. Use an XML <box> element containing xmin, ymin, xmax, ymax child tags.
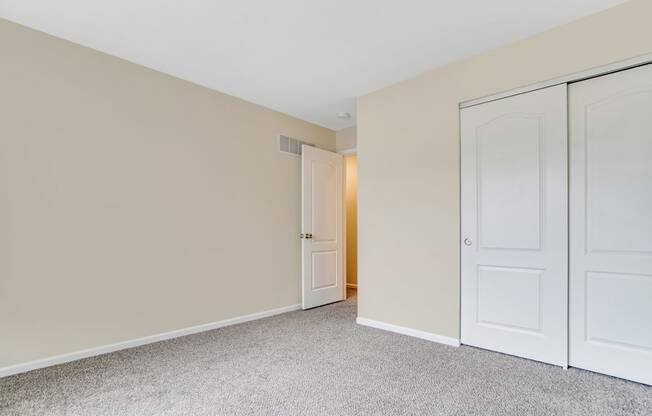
<box><xmin>279</xmin><ymin>135</ymin><xmax>315</xmax><ymax>156</ymax></box>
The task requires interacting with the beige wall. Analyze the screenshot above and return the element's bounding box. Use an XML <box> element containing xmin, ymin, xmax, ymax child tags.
<box><xmin>357</xmin><ymin>0</ymin><xmax>652</xmax><ymax>339</ymax></box>
<box><xmin>0</xmin><ymin>19</ymin><xmax>335</xmax><ymax>369</ymax></box>
<box><xmin>344</xmin><ymin>155</ymin><xmax>358</xmax><ymax>286</ymax></box>
<box><xmin>336</xmin><ymin>127</ymin><xmax>357</xmax><ymax>152</ymax></box>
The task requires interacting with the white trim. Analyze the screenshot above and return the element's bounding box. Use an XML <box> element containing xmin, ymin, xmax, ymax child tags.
<box><xmin>460</xmin><ymin>52</ymin><xmax>652</xmax><ymax>109</ymax></box>
<box><xmin>356</xmin><ymin>317</ymin><xmax>460</xmax><ymax>347</ymax></box>
<box><xmin>337</xmin><ymin>148</ymin><xmax>357</xmax><ymax>155</ymax></box>
<box><xmin>346</xmin><ymin>283</ymin><xmax>357</xmax><ymax>289</ymax></box>
<box><xmin>341</xmin><ymin>151</ymin><xmax>348</xmax><ymax>302</ymax></box>
<box><xmin>0</xmin><ymin>303</ymin><xmax>301</xmax><ymax>379</ymax></box>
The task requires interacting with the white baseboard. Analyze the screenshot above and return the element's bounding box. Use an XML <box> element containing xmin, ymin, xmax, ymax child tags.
<box><xmin>346</xmin><ymin>283</ymin><xmax>357</xmax><ymax>289</ymax></box>
<box><xmin>0</xmin><ymin>303</ymin><xmax>301</xmax><ymax>379</ymax></box>
<box><xmin>356</xmin><ymin>317</ymin><xmax>460</xmax><ymax>347</ymax></box>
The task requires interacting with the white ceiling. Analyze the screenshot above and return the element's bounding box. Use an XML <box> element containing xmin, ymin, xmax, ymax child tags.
<box><xmin>1</xmin><ymin>0</ymin><xmax>626</xmax><ymax>130</ymax></box>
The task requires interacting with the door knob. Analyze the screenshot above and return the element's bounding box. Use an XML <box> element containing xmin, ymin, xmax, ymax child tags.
<box><xmin>306</xmin><ymin>233</ymin><xmax>313</xmax><ymax>239</ymax></box>
<box><xmin>464</xmin><ymin>238</ymin><xmax>473</xmax><ymax>246</ymax></box>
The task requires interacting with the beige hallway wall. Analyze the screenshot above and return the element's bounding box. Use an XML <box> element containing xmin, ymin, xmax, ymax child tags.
<box><xmin>336</xmin><ymin>127</ymin><xmax>357</xmax><ymax>152</ymax></box>
<box><xmin>357</xmin><ymin>0</ymin><xmax>652</xmax><ymax>339</ymax></box>
<box><xmin>344</xmin><ymin>155</ymin><xmax>358</xmax><ymax>287</ymax></box>
<box><xmin>0</xmin><ymin>18</ymin><xmax>335</xmax><ymax>369</ymax></box>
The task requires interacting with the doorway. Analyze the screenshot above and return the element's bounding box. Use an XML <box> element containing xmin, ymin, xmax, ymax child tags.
<box><xmin>299</xmin><ymin>146</ymin><xmax>357</xmax><ymax>309</ymax></box>
<box><xmin>344</xmin><ymin>153</ymin><xmax>358</xmax><ymax>299</ymax></box>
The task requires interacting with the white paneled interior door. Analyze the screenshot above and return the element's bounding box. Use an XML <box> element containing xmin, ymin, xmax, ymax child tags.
<box><xmin>301</xmin><ymin>145</ymin><xmax>344</xmax><ymax>309</ymax></box>
<box><xmin>569</xmin><ymin>64</ymin><xmax>652</xmax><ymax>385</ymax></box>
<box><xmin>460</xmin><ymin>85</ymin><xmax>568</xmax><ymax>367</ymax></box>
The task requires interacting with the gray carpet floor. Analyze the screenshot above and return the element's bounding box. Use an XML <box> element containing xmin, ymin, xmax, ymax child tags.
<box><xmin>1</xmin><ymin>292</ymin><xmax>651</xmax><ymax>416</ymax></box>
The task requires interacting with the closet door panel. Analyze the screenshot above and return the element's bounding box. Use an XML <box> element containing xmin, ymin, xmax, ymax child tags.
<box><xmin>461</xmin><ymin>84</ymin><xmax>568</xmax><ymax>367</ymax></box>
<box><xmin>569</xmin><ymin>63</ymin><xmax>652</xmax><ymax>386</ymax></box>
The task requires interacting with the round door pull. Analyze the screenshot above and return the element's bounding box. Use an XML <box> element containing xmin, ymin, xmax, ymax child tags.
<box><xmin>464</xmin><ymin>238</ymin><xmax>473</xmax><ymax>246</ymax></box>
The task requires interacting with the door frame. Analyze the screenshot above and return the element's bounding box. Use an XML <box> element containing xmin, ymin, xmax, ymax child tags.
<box><xmin>458</xmin><ymin>53</ymin><xmax>652</xmax><ymax>365</ymax></box>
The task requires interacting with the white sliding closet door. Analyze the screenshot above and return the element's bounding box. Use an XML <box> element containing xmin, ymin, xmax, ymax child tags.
<box><xmin>461</xmin><ymin>85</ymin><xmax>568</xmax><ymax>367</ymax></box>
<box><xmin>569</xmin><ymin>64</ymin><xmax>652</xmax><ymax>385</ymax></box>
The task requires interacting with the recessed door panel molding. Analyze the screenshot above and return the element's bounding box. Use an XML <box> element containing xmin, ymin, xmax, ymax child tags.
<box><xmin>476</xmin><ymin>266</ymin><xmax>543</xmax><ymax>333</ymax></box>
<box><xmin>311</xmin><ymin>251</ymin><xmax>338</xmax><ymax>290</ymax></box>
<box><xmin>477</xmin><ymin>114</ymin><xmax>543</xmax><ymax>251</ymax></box>
<box><xmin>569</xmin><ymin>64</ymin><xmax>652</xmax><ymax>385</ymax></box>
<box><xmin>301</xmin><ymin>145</ymin><xmax>344</xmax><ymax>309</ymax></box>
<box><xmin>585</xmin><ymin>271</ymin><xmax>652</xmax><ymax>351</ymax></box>
<box><xmin>584</xmin><ymin>88</ymin><xmax>652</xmax><ymax>256</ymax></box>
<box><xmin>311</xmin><ymin>161</ymin><xmax>338</xmax><ymax>243</ymax></box>
<box><xmin>461</xmin><ymin>84</ymin><xmax>568</xmax><ymax>367</ymax></box>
